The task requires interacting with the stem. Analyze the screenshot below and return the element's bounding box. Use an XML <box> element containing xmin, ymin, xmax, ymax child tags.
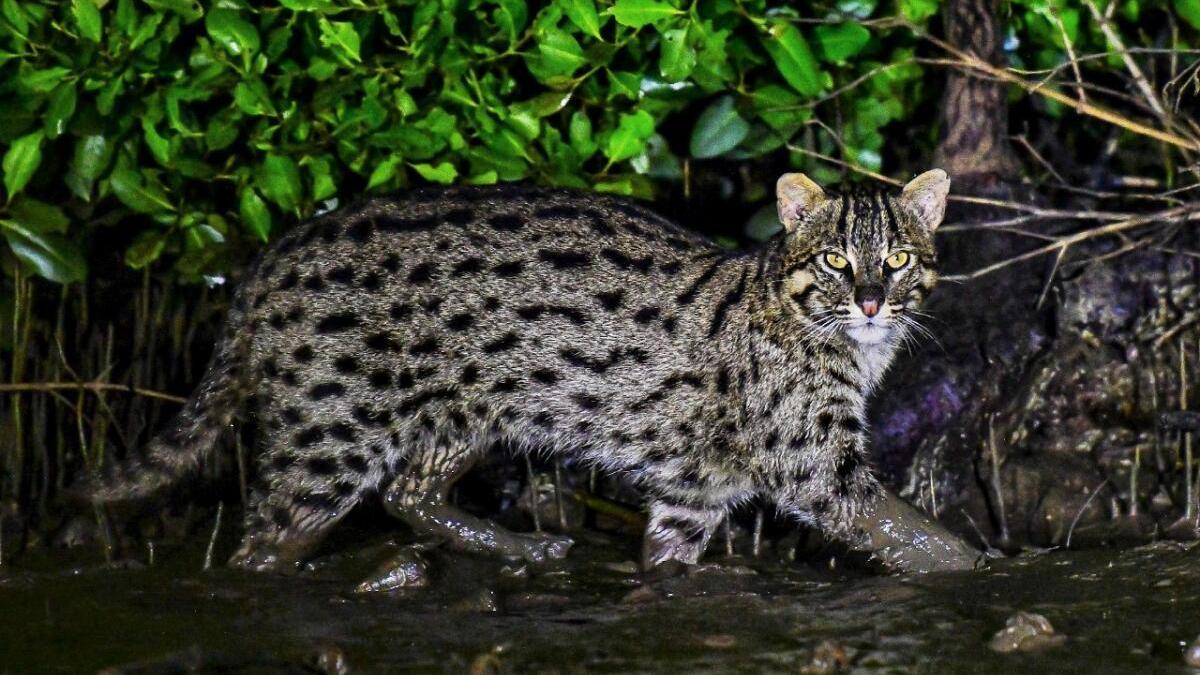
<box><xmin>0</xmin><ymin>381</ymin><xmax>186</xmax><ymax>404</ymax></box>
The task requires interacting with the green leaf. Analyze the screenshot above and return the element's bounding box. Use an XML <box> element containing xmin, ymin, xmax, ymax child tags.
<box><xmin>96</xmin><ymin>73</ymin><xmax>125</xmax><ymax>115</ymax></box>
<box><xmin>233</xmin><ymin>80</ymin><xmax>277</xmax><ymax>116</ymax></box>
<box><xmin>537</xmin><ymin>28</ymin><xmax>586</xmax><ymax>75</ymax></box>
<box><xmin>2</xmin><ymin>130</ymin><xmax>44</xmax><ymax>199</ymax></box>
<box><xmin>609</xmin><ymin>0</ymin><xmax>681</xmax><ymax>28</ymax></box>
<box><xmin>763</xmin><ymin>21</ymin><xmax>824</xmax><ymax>96</ymax></box>
<box><xmin>9</xmin><ymin>197</ymin><xmax>69</xmax><ymax>234</ymax></box>
<box><xmin>44</xmin><ymin>82</ymin><xmax>77</xmax><ymax>139</ymax></box>
<box><xmin>19</xmin><ymin>67</ymin><xmax>71</xmax><ymax>94</ymax></box>
<box><xmin>560</xmin><ymin>0</ymin><xmax>602</xmax><ymax>38</ymax></box>
<box><xmin>837</xmin><ymin>0</ymin><xmax>877</xmax><ymax>19</ymax></box>
<box><xmin>367</xmin><ymin>156</ymin><xmax>402</xmax><ymax>191</ymax></box>
<box><xmin>239</xmin><ymin>187</ymin><xmax>272</xmax><ymax>242</ymax></box>
<box><xmin>257</xmin><ymin>155</ymin><xmax>303</xmax><ymax>212</ymax></box>
<box><xmin>514</xmin><ymin>91</ymin><xmax>573</xmax><ymax>118</ymax></box>
<box><xmin>141</xmin><ymin>0</ymin><xmax>203</xmax><ymax>22</ymax></box>
<box><xmin>605</xmin><ymin>109</ymin><xmax>655</xmax><ymax>162</ymax></box>
<box><xmin>751</xmin><ymin>84</ymin><xmax>809</xmax><ymax>132</ymax></box>
<box><xmin>109</xmin><ymin>168</ymin><xmax>175</xmax><ymax>214</ymax></box>
<box><xmin>72</xmin><ymin>134</ymin><xmax>110</xmax><ymax>185</ymax></box>
<box><xmin>744</xmin><ymin>203</ymin><xmax>782</xmax><ymax>242</ymax></box>
<box><xmin>205</xmin><ymin>8</ymin><xmax>260</xmax><ymax>65</ymax></box>
<box><xmin>318</xmin><ymin>17</ymin><xmax>361</xmax><ymax>63</ymax></box>
<box><xmin>607</xmin><ymin>70</ymin><xmax>641</xmax><ymax>99</ymax></box>
<box><xmin>142</xmin><ymin>120</ymin><xmax>173</xmax><ymax>168</ymax></box>
<box><xmin>899</xmin><ymin>0</ymin><xmax>939</xmax><ymax>23</ymax></box>
<box><xmin>124</xmin><ymin>230</ymin><xmax>168</xmax><ymax>269</ymax></box>
<box><xmin>659</xmin><ymin>27</ymin><xmax>695</xmax><ymax>81</ymax></box>
<box><xmin>0</xmin><ymin>219</ymin><xmax>87</xmax><ymax>283</ymax></box>
<box><xmin>814</xmin><ymin>22</ymin><xmax>870</xmax><ymax>62</ymax></box>
<box><xmin>279</xmin><ymin>0</ymin><xmax>338</xmax><ymax>10</ymax></box>
<box><xmin>1178</xmin><ymin>0</ymin><xmax>1200</xmax><ymax>30</ymax></box>
<box><xmin>306</xmin><ymin>156</ymin><xmax>337</xmax><ymax>201</ymax></box>
<box><xmin>411</xmin><ymin>161</ymin><xmax>458</xmax><ymax>185</ymax></box>
<box><xmin>72</xmin><ymin>0</ymin><xmax>103</xmax><ymax>42</ymax></box>
<box><xmin>689</xmin><ymin>95</ymin><xmax>749</xmax><ymax>158</ymax></box>
<box><xmin>2</xmin><ymin>0</ymin><xmax>29</xmax><ymax>36</ymax></box>
<box><xmin>493</xmin><ymin>0</ymin><xmax>529</xmax><ymax>43</ymax></box>
<box><xmin>631</xmin><ymin>133</ymin><xmax>681</xmax><ymax>179</ymax></box>
<box><xmin>569</xmin><ymin>110</ymin><xmax>597</xmax><ymax>158</ymax></box>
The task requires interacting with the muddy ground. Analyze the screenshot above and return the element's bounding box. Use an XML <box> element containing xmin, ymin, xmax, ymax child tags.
<box><xmin>2</xmin><ymin>525</ymin><xmax>1199</xmax><ymax>674</ymax></box>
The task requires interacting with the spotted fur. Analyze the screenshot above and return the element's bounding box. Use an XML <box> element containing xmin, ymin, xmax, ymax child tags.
<box><xmin>86</xmin><ymin>172</ymin><xmax>949</xmax><ymax>571</ymax></box>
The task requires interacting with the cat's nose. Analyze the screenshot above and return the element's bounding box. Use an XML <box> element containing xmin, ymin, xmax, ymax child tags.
<box><xmin>855</xmin><ymin>285</ymin><xmax>884</xmax><ymax>318</ymax></box>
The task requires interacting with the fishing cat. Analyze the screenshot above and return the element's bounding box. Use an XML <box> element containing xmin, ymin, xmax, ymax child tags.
<box><xmin>88</xmin><ymin>170</ymin><xmax>977</xmax><ymax>575</ymax></box>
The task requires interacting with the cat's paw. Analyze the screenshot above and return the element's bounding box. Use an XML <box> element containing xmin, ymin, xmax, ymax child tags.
<box><xmin>513</xmin><ymin>532</ymin><xmax>573</xmax><ymax>564</ymax></box>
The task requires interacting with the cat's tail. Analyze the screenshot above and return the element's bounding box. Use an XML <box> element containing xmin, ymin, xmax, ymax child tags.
<box><xmin>76</xmin><ymin>305</ymin><xmax>253</xmax><ymax>505</ymax></box>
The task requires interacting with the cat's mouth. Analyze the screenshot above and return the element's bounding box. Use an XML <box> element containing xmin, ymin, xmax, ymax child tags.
<box><xmin>846</xmin><ymin>320</ymin><xmax>892</xmax><ymax>344</ymax></box>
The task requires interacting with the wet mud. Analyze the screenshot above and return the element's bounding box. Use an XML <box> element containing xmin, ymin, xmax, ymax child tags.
<box><xmin>2</xmin><ymin>531</ymin><xmax>1198</xmax><ymax>673</ymax></box>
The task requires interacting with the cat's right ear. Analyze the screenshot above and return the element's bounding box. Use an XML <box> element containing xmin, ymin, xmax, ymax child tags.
<box><xmin>776</xmin><ymin>173</ymin><xmax>828</xmax><ymax>233</ymax></box>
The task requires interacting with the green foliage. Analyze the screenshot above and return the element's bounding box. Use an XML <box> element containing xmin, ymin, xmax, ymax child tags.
<box><xmin>0</xmin><ymin>0</ymin><xmax>1194</xmax><ymax>284</ymax></box>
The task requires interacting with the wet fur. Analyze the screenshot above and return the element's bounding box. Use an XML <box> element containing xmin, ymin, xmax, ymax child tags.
<box><xmin>85</xmin><ymin>177</ymin><xmax>945</xmax><ymax>570</ymax></box>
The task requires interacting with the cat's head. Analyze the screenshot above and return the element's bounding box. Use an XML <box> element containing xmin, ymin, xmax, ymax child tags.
<box><xmin>774</xmin><ymin>170</ymin><xmax>949</xmax><ymax>346</ymax></box>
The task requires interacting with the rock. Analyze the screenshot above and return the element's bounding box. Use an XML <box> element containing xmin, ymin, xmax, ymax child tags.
<box><xmin>453</xmin><ymin>588</ymin><xmax>500</xmax><ymax>613</ymax></box>
<box><xmin>702</xmin><ymin>634</ymin><xmax>736</xmax><ymax>649</ymax></box>
<box><xmin>499</xmin><ymin>563</ymin><xmax>529</xmax><ymax>579</ymax></box>
<box><xmin>310</xmin><ymin>643</ymin><xmax>351</xmax><ymax>675</ymax></box>
<box><xmin>800</xmin><ymin>640</ymin><xmax>851</xmax><ymax>673</ymax></box>
<box><xmin>468</xmin><ymin>651</ymin><xmax>504</xmax><ymax>675</ymax></box>
<box><xmin>988</xmin><ymin>612</ymin><xmax>1066</xmax><ymax>653</ymax></box>
<box><xmin>503</xmin><ymin>591</ymin><xmax>570</xmax><ymax>610</ymax></box>
<box><xmin>602</xmin><ymin>560</ymin><xmax>639</xmax><ymax>575</ymax></box>
<box><xmin>619</xmin><ymin>585</ymin><xmax>660</xmax><ymax>605</ymax></box>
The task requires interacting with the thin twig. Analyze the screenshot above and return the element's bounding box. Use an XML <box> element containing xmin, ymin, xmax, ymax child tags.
<box><xmin>203</xmin><ymin>501</ymin><xmax>224</xmax><ymax>572</ymax></box>
<box><xmin>553</xmin><ymin>460</ymin><xmax>568</xmax><ymax>530</ymax></box>
<box><xmin>752</xmin><ymin>509</ymin><xmax>764</xmax><ymax>557</ymax></box>
<box><xmin>1064</xmin><ymin>481</ymin><xmax>1108</xmax><ymax>549</ymax></box>
<box><xmin>724</xmin><ymin>514</ymin><xmax>734</xmax><ymax>556</ymax></box>
<box><xmin>912</xmin><ymin>24</ymin><xmax>1200</xmax><ymax>152</ymax></box>
<box><xmin>0</xmin><ymin>381</ymin><xmax>186</xmax><ymax>404</ymax></box>
<box><xmin>942</xmin><ymin>206</ymin><xmax>1200</xmax><ymax>282</ymax></box>
<box><xmin>1036</xmin><ymin>247</ymin><xmax>1067</xmax><ymax>310</ymax></box>
<box><xmin>1051</xmin><ymin>6</ymin><xmax>1088</xmax><ymax>106</ymax></box>
<box><xmin>1083</xmin><ymin>0</ymin><xmax>1168</xmax><ymax>122</ymax></box>
<box><xmin>988</xmin><ymin>415</ymin><xmax>1010</xmax><ymax>546</ymax></box>
<box><xmin>524</xmin><ymin>455</ymin><xmax>542</xmax><ymax>532</ymax></box>
<box><xmin>960</xmin><ymin>508</ymin><xmax>993</xmax><ymax>551</ymax></box>
<box><xmin>1183</xmin><ymin>341</ymin><xmax>1195</xmax><ymax>523</ymax></box>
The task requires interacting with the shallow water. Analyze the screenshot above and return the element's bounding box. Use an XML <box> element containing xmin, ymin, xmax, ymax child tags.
<box><xmin>2</xmin><ymin>532</ymin><xmax>1199</xmax><ymax>673</ymax></box>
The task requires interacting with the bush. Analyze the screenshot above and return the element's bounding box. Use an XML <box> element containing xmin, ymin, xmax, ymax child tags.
<box><xmin>0</xmin><ymin>0</ymin><xmax>1194</xmax><ymax>287</ymax></box>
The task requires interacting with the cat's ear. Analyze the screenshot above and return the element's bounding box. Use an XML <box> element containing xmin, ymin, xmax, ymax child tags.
<box><xmin>898</xmin><ymin>169</ymin><xmax>950</xmax><ymax>231</ymax></box>
<box><xmin>776</xmin><ymin>173</ymin><xmax>829</xmax><ymax>233</ymax></box>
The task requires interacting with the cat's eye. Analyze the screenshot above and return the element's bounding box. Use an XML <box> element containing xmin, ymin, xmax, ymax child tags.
<box><xmin>885</xmin><ymin>251</ymin><xmax>910</xmax><ymax>270</ymax></box>
<box><xmin>824</xmin><ymin>253</ymin><xmax>849</xmax><ymax>270</ymax></box>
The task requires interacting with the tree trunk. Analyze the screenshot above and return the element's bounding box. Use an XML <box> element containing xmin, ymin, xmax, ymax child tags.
<box><xmin>933</xmin><ymin>0</ymin><xmax>1021</xmax><ymax>193</ymax></box>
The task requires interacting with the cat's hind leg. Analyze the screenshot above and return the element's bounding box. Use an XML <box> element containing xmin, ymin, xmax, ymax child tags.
<box><xmin>228</xmin><ymin>469</ymin><xmax>363</xmax><ymax>572</ymax></box>
<box><xmin>228</xmin><ymin>402</ymin><xmax>378</xmax><ymax>572</ymax></box>
<box><xmin>381</xmin><ymin>445</ymin><xmax>573</xmax><ymax>564</ymax></box>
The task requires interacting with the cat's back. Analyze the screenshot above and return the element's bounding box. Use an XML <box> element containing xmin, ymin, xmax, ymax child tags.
<box><xmin>246</xmin><ymin>183</ymin><xmax>714</xmax><ymax>298</ymax></box>
<box><xmin>234</xmin><ymin>184</ymin><xmax>726</xmax><ymax>387</ymax></box>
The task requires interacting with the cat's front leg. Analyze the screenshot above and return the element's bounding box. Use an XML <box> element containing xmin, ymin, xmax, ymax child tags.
<box><xmin>781</xmin><ymin>484</ymin><xmax>982</xmax><ymax>573</ymax></box>
<box><xmin>842</xmin><ymin>488</ymin><xmax>983</xmax><ymax>572</ymax></box>
<box><xmin>640</xmin><ymin>498</ymin><xmax>726</xmax><ymax>571</ymax></box>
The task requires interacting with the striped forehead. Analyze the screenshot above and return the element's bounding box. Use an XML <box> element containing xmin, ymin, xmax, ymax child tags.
<box><xmin>834</xmin><ymin>190</ymin><xmax>896</xmax><ymax>252</ymax></box>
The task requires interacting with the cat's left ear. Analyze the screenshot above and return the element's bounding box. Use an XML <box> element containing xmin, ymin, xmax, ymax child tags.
<box><xmin>898</xmin><ymin>169</ymin><xmax>950</xmax><ymax>231</ymax></box>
